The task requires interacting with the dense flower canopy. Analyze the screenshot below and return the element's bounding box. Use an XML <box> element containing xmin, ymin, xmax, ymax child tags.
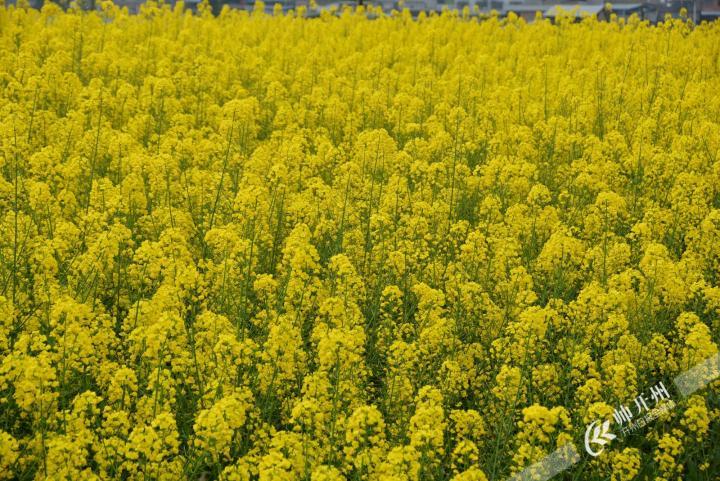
<box><xmin>0</xmin><ymin>2</ymin><xmax>719</xmax><ymax>480</ymax></box>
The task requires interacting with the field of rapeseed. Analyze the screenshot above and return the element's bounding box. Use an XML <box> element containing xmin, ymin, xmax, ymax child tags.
<box><xmin>1</xmin><ymin>2</ymin><xmax>720</xmax><ymax>480</ymax></box>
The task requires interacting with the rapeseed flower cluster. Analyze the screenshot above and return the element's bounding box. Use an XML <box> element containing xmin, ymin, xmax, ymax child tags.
<box><xmin>0</xmin><ymin>1</ymin><xmax>719</xmax><ymax>480</ymax></box>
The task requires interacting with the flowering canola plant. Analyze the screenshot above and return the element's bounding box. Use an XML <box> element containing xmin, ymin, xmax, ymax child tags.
<box><xmin>0</xmin><ymin>1</ymin><xmax>719</xmax><ymax>480</ymax></box>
